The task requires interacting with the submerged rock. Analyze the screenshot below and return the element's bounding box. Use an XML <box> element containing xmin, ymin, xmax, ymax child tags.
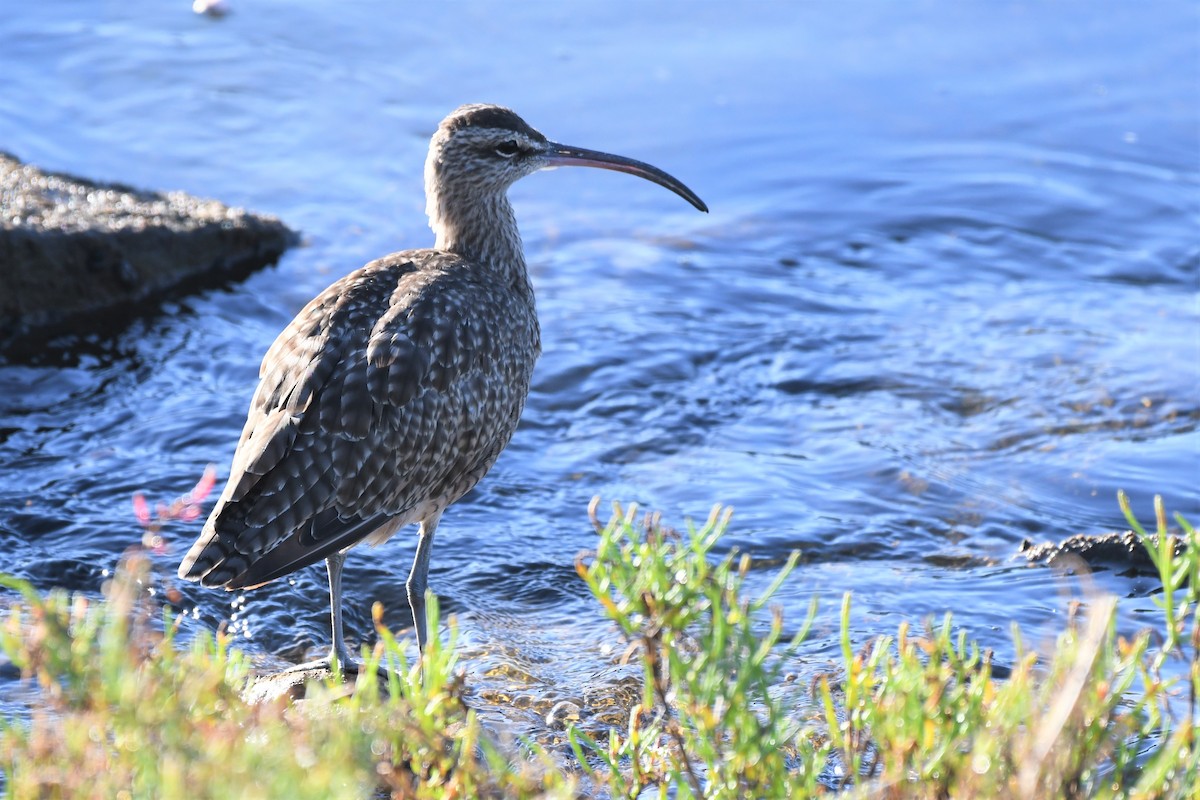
<box><xmin>242</xmin><ymin>665</ymin><xmax>342</xmax><ymax>705</ymax></box>
<box><xmin>1019</xmin><ymin>530</ymin><xmax>1188</xmax><ymax>580</ymax></box>
<box><xmin>0</xmin><ymin>151</ymin><xmax>298</xmax><ymax>354</ymax></box>
<box><xmin>242</xmin><ymin>662</ymin><xmax>396</xmax><ymax>705</ymax></box>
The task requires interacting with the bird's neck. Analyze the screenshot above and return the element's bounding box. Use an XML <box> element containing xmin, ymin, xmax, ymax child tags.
<box><xmin>428</xmin><ymin>190</ymin><xmax>533</xmax><ymax>298</ymax></box>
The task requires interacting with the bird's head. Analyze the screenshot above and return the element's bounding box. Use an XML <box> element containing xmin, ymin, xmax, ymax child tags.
<box><xmin>425</xmin><ymin>104</ymin><xmax>550</xmax><ymax>199</ymax></box>
<box><xmin>424</xmin><ymin>103</ymin><xmax>707</xmax><ymax>225</ymax></box>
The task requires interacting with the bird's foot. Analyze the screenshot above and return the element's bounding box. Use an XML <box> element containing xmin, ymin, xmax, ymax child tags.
<box><xmin>275</xmin><ymin>647</ymin><xmax>395</xmax><ymax>685</ymax></box>
<box><xmin>327</xmin><ymin>647</ymin><xmax>362</xmax><ymax>678</ymax></box>
<box><xmin>274</xmin><ymin>643</ymin><xmax>358</xmax><ymax>676</ymax></box>
<box><xmin>277</xmin><ymin>655</ymin><xmax>353</xmax><ymax>680</ymax></box>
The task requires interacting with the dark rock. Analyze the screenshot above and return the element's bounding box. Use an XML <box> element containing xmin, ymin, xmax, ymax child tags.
<box><xmin>1</xmin><ymin>151</ymin><xmax>298</xmax><ymax>355</ymax></box>
<box><xmin>1019</xmin><ymin>530</ymin><xmax>1188</xmax><ymax>581</ymax></box>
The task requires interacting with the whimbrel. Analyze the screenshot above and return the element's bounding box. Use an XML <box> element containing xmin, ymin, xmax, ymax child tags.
<box><xmin>177</xmin><ymin>104</ymin><xmax>707</xmax><ymax>668</ymax></box>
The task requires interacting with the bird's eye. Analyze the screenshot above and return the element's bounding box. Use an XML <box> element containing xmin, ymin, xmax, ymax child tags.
<box><xmin>494</xmin><ymin>140</ymin><xmax>522</xmax><ymax>159</ymax></box>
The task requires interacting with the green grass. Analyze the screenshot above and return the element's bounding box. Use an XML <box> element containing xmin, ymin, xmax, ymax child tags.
<box><xmin>0</xmin><ymin>562</ymin><xmax>567</xmax><ymax>799</ymax></box>
<box><xmin>2</xmin><ymin>494</ymin><xmax>1196</xmax><ymax>798</ymax></box>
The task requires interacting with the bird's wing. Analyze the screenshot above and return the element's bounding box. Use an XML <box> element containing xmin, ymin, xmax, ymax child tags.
<box><xmin>178</xmin><ymin>250</ymin><xmax>531</xmax><ymax>588</ymax></box>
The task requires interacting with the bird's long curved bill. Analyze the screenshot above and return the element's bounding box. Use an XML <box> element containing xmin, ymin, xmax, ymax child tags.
<box><xmin>545</xmin><ymin>143</ymin><xmax>708</xmax><ymax>213</ymax></box>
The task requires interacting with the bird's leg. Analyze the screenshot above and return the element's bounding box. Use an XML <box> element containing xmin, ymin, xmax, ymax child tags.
<box><xmin>326</xmin><ymin>550</ymin><xmax>357</xmax><ymax>672</ymax></box>
<box><xmin>406</xmin><ymin>513</ymin><xmax>441</xmax><ymax>654</ymax></box>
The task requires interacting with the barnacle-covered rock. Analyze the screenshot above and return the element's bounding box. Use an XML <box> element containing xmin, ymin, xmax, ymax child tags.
<box><xmin>1</xmin><ymin>151</ymin><xmax>298</xmax><ymax>354</ymax></box>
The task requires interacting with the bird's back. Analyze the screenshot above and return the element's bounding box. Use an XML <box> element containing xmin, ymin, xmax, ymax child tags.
<box><xmin>178</xmin><ymin>249</ymin><xmax>540</xmax><ymax>589</ymax></box>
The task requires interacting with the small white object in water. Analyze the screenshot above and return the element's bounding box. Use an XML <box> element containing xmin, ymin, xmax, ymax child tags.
<box><xmin>192</xmin><ymin>0</ymin><xmax>231</xmax><ymax>17</ymax></box>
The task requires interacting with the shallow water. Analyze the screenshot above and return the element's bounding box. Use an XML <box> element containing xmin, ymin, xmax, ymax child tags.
<box><xmin>1</xmin><ymin>0</ymin><xmax>1197</xmax><ymax>749</ymax></box>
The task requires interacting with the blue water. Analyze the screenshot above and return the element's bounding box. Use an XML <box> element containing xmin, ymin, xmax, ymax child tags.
<box><xmin>1</xmin><ymin>0</ymin><xmax>1197</xmax><ymax>746</ymax></box>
